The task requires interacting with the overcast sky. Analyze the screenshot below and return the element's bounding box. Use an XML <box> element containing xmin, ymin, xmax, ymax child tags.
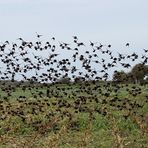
<box><xmin>0</xmin><ymin>0</ymin><xmax>148</xmax><ymax>50</ymax></box>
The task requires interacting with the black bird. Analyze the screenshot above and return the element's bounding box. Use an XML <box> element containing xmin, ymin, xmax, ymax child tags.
<box><xmin>36</xmin><ymin>32</ymin><xmax>43</xmax><ymax>38</ymax></box>
<box><xmin>126</xmin><ymin>43</ymin><xmax>130</xmax><ymax>46</ymax></box>
<box><xmin>73</xmin><ymin>36</ymin><xmax>78</xmax><ymax>40</ymax></box>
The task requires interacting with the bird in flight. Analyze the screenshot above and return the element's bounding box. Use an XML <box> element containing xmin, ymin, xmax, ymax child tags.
<box><xmin>126</xmin><ymin>43</ymin><xmax>130</xmax><ymax>46</ymax></box>
<box><xmin>36</xmin><ymin>32</ymin><xmax>42</xmax><ymax>38</ymax></box>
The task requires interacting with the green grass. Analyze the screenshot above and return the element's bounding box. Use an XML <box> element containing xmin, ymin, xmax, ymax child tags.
<box><xmin>0</xmin><ymin>83</ymin><xmax>148</xmax><ymax>147</ymax></box>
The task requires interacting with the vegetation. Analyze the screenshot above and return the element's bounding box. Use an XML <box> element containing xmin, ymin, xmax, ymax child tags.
<box><xmin>113</xmin><ymin>63</ymin><xmax>148</xmax><ymax>84</ymax></box>
<box><xmin>0</xmin><ymin>82</ymin><xmax>148</xmax><ymax>147</ymax></box>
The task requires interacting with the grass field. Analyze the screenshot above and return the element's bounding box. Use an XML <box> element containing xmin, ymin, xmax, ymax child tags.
<box><xmin>0</xmin><ymin>82</ymin><xmax>148</xmax><ymax>147</ymax></box>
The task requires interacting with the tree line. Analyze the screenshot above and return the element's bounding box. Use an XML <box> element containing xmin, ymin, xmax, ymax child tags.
<box><xmin>0</xmin><ymin>63</ymin><xmax>147</xmax><ymax>85</ymax></box>
<box><xmin>112</xmin><ymin>63</ymin><xmax>148</xmax><ymax>84</ymax></box>
<box><xmin>56</xmin><ymin>63</ymin><xmax>148</xmax><ymax>84</ymax></box>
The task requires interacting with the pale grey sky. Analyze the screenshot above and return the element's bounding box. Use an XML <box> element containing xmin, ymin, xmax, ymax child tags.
<box><xmin>0</xmin><ymin>0</ymin><xmax>148</xmax><ymax>49</ymax></box>
<box><xmin>0</xmin><ymin>0</ymin><xmax>148</xmax><ymax>81</ymax></box>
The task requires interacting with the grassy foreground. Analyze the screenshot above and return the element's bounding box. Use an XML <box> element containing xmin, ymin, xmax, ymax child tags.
<box><xmin>0</xmin><ymin>82</ymin><xmax>148</xmax><ymax>147</ymax></box>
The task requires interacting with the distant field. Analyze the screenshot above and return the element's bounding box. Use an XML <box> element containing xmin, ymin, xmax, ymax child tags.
<box><xmin>0</xmin><ymin>82</ymin><xmax>148</xmax><ymax>147</ymax></box>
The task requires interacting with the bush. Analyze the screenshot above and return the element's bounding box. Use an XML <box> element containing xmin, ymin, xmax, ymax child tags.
<box><xmin>56</xmin><ymin>76</ymin><xmax>71</xmax><ymax>84</ymax></box>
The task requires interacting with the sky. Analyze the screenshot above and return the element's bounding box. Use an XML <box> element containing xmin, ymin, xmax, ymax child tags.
<box><xmin>0</xmin><ymin>0</ymin><xmax>148</xmax><ymax>49</ymax></box>
<box><xmin>0</xmin><ymin>0</ymin><xmax>148</xmax><ymax>81</ymax></box>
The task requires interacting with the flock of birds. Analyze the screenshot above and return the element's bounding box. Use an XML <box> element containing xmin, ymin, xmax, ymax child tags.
<box><xmin>0</xmin><ymin>34</ymin><xmax>148</xmax><ymax>98</ymax></box>
<box><xmin>0</xmin><ymin>34</ymin><xmax>148</xmax><ymax>136</ymax></box>
<box><xmin>0</xmin><ymin>34</ymin><xmax>148</xmax><ymax>84</ymax></box>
